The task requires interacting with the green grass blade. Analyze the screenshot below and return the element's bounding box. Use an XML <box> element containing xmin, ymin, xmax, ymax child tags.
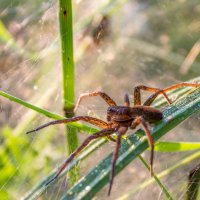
<box><xmin>59</xmin><ymin>0</ymin><xmax>79</xmax><ymax>185</ymax></box>
<box><xmin>0</xmin><ymin>90</ymin><xmax>97</xmax><ymax>133</ymax></box>
<box><xmin>154</xmin><ymin>141</ymin><xmax>200</xmax><ymax>152</ymax></box>
<box><xmin>61</xmin><ymin>88</ymin><xmax>200</xmax><ymax>200</ymax></box>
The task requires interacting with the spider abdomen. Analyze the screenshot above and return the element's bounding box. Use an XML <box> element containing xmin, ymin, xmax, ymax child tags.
<box><xmin>131</xmin><ymin>106</ymin><xmax>163</xmax><ymax>123</ymax></box>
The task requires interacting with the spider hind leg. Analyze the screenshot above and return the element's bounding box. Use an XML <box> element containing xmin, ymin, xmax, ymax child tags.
<box><xmin>131</xmin><ymin>117</ymin><xmax>154</xmax><ymax>176</ymax></box>
<box><xmin>74</xmin><ymin>91</ymin><xmax>117</xmax><ymax>112</ymax></box>
<box><xmin>108</xmin><ymin>127</ymin><xmax>128</xmax><ymax>196</ymax></box>
<box><xmin>45</xmin><ymin>128</ymin><xmax>116</xmax><ymax>187</ymax></box>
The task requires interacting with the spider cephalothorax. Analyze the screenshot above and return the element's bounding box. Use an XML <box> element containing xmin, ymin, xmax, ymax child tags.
<box><xmin>27</xmin><ymin>82</ymin><xmax>200</xmax><ymax>195</ymax></box>
<box><xmin>107</xmin><ymin>105</ymin><xmax>163</xmax><ymax>125</ymax></box>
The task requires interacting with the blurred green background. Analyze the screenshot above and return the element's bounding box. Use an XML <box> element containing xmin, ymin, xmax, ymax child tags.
<box><xmin>0</xmin><ymin>0</ymin><xmax>200</xmax><ymax>199</ymax></box>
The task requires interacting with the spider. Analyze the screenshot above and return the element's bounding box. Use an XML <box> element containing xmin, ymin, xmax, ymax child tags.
<box><xmin>27</xmin><ymin>82</ymin><xmax>200</xmax><ymax>195</ymax></box>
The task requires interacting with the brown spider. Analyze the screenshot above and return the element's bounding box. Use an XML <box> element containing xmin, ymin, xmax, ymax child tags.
<box><xmin>26</xmin><ymin>82</ymin><xmax>200</xmax><ymax>195</ymax></box>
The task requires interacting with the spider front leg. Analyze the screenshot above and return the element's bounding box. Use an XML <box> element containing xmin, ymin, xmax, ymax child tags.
<box><xmin>131</xmin><ymin>117</ymin><xmax>154</xmax><ymax>176</ymax></box>
<box><xmin>45</xmin><ymin>128</ymin><xmax>116</xmax><ymax>186</ymax></box>
<box><xmin>108</xmin><ymin>126</ymin><xmax>128</xmax><ymax>196</ymax></box>
<box><xmin>134</xmin><ymin>85</ymin><xmax>172</xmax><ymax>106</ymax></box>
<box><xmin>26</xmin><ymin>116</ymin><xmax>109</xmax><ymax>134</ymax></box>
<box><xmin>74</xmin><ymin>91</ymin><xmax>117</xmax><ymax>112</ymax></box>
<box><xmin>124</xmin><ymin>93</ymin><xmax>130</xmax><ymax>107</ymax></box>
<box><xmin>143</xmin><ymin>83</ymin><xmax>200</xmax><ymax>106</ymax></box>
<box><xmin>26</xmin><ymin>116</ymin><xmax>118</xmax><ymax>142</ymax></box>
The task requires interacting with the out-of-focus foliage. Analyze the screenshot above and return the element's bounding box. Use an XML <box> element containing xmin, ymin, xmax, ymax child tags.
<box><xmin>0</xmin><ymin>126</ymin><xmax>57</xmax><ymax>199</ymax></box>
<box><xmin>0</xmin><ymin>20</ymin><xmax>14</xmax><ymax>44</ymax></box>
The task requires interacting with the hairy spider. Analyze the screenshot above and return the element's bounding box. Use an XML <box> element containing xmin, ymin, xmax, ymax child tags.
<box><xmin>27</xmin><ymin>83</ymin><xmax>200</xmax><ymax>195</ymax></box>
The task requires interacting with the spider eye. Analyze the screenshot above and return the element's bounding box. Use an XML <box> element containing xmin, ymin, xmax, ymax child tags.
<box><xmin>108</xmin><ymin>107</ymin><xmax>114</xmax><ymax>112</ymax></box>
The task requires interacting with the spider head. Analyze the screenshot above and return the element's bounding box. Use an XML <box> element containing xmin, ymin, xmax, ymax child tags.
<box><xmin>107</xmin><ymin>106</ymin><xmax>132</xmax><ymax>123</ymax></box>
<box><xmin>107</xmin><ymin>106</ymin><xmax>116</xmax><ymax>121</ymax></box>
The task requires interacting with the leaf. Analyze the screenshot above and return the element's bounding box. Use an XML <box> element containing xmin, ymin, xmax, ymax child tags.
<box><xmin>154</xmin><ymin>141</ymin><xmax>200</xmax><ymax>152</ymax></box>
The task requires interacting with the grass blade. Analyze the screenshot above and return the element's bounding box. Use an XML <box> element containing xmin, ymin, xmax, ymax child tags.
<box><xmin>154</xmin><ymin>141</ymin><xmax>200</xmax><ymax>152</ymax></box>
<box><xmin>0</xmin><ymin>90</ymin><xmax>97</xmax><ymax>133</ymax></box>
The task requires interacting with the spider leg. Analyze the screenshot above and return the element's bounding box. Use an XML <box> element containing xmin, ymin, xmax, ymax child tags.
<box><xmin>134</xmin><ymin>85</ymin><xmax>172</xmax><ymax>106</ymax></box>
<box><xmin>131</xmin><ymin>117</ymin><xmax>154</xmax><ymax>176</ymax></box>
<box><xmin>140</xmin><ymin>117</ymin><xmax>154</xmax><ymax>176</ymax></box>
<box><xmin>130</xmin><ymin>117</ymin><xmax>141</xmax><ymax>129</ymax></box>
<box><xmin>143</xmin><ymin>83</ymin><xmax>200</xmax><ymax>106</ymax></box>
<box><xmin>108</xmin><ymin>126</ymin><xmax>128</xmax><ymax>196</ymax></box>
<box><xmin>26</xmin><ymin>116</ymin><xmax>109</xmax><ymax>134</ymax></box>
<box><xmin>74</xmin><ymin>91</ymin><xmax>117</xmax><ymax>112</ymax></box>
<box><xmin>124</xmin><ymin>93</ymin><xmax>130</xmax><ymax>107</ymax></box>
<box><xmin>45</xmin><ymin>128</ymin><xmax>117</xmax><ymax>186</ymax></box>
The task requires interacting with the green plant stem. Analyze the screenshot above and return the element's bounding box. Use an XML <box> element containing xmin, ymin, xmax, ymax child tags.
<box><xmin>59</xmin><ymin>0</ymin><xmax>79</xmax><ymax>185</ymax></box>
<box><xmin>60</xmin><ymin>0</ymin><xmax>74</xmax><ymax>109</ymax></box>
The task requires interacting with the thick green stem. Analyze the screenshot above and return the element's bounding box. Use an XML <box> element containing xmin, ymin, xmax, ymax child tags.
<box><xmin>59</xmin><ymin>0</ymin><xmax>79</xmax><ymax>185</ymax></box>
